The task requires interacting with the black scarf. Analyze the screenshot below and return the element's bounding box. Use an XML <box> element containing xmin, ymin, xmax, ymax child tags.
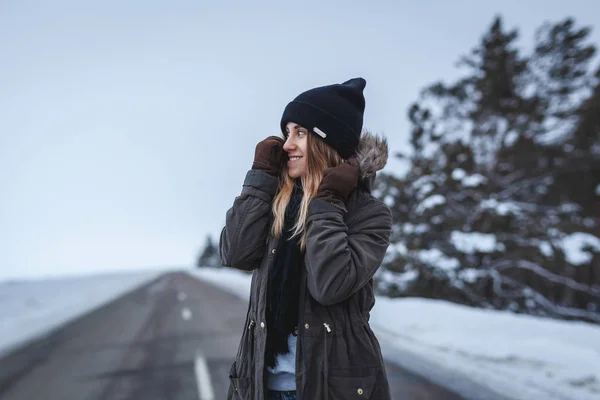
<box><xmin>265</xmin><ymin>179</ymin><xmax>304</xmax><ymax>369</ymax></box>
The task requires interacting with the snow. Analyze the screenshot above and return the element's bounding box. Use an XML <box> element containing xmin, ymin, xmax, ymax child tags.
<box><xmin>416</xmin><ymin>194</ymin><xmax>446</xmax><ymax>214</ymax></box>
<box><xmin>558</xmin><ymin>232</ymin><xmax>600</xmax><ymax>265</ymax></box>
<box><xmin>452</xmin><ymin>168</ymin><xmax>467</xmax><ymax>180</ymax></box>
<box><xmin>451</xmin><ymin>231</ymin><xmax>500</xmax><ymax>254</ymax></box>
<box><xmin>377</xmin><ymin>269</ymin><xmax>419</xmax><ymax>292</ymax></box>
<box><xmin>418</xmin><ymin>248</ymin><xmax>460</xmax><ymax>270</ymax></box>
<box><xmin>417</xmin><ymin>182</ymin><xmax>435</xmax><ymax>198</ymax></box>
<box><xmin>371</xmin><ymin>297</ymin><xmax>600</xmax><ymax>400</ymax></box>
<box><xmin>188</xmin><ymin>268</ymin><xmax>253</xmax><ymax>300</ymax></box>
<box><xmin>388</xmin><ymin>186</ymin><xmax>400</xmax><ymax>197</ymax></box>
<box><xmin>431</xmin><ymin>215</ymin><xmax>444</xmax><ymax>224</ymax></box>
<box><xmin>4</xmin><ymin>266</ymin><xmax>599</xmax><ymax>400</ymax></box>
<box><xmin>412</xmin><ymin>175</ymin><xmax>433</xmax><ymax>188</ymax></box>
<box><xmin>392</xmin><ymin>241</ymin><xmax>408</xmax><ymax>255</ymax></box>
<box><xmin>462</xmin><ymin>174</ymin><xmax>486</xmax><ymax>187</ymax></box>
<box><xmin>539</xmin><ymin>241</ymin><xmax>554</xmax><ymax>257</ymax></box>
<box><xmin>412</xmin><ymin>175</ymin><xmax>440</xmax><ymax>199</ymax></box>
<box><xmin>189</xmin><ymin>267</ymin><xmax>600</xmax><ymax>400</ymax></box>
<box><xmin>402</xmin><ymin>223</ymin><xmax>429</xmax><ymax>234</ymax></box>
<box><xmin>560</xmin><ymin>203</ymin><xmax>580</xmax><ymax>213</ymax></box>
<box><xmin>481</xmin><ymin>198</ymin><xmax>521</xmax><ymax>216</ymax></box>
<box><xmin>504</xmin><ymin>130</ymin><xmax>519</xmax><ymax>146</ymax></box>
<box><xmin>458</xmin><ymin>268</ymin><xmax>486</xmax><ymax>283</ymax></box>
<box><xmin>452</xmin><ymin>169</ymin><xmax>488</xmax><ymax>187</ymax></box>
<box><xmin>383</xmin><ymin>194</ymin><xmax>395</xmax><ymax>207</ymax></box>
<box><xmin>537</xmin><ymin>117</ymin><xmax>575</xmax><ymax>145</ymax></box>
<box><xmin>0</xmin><ymin>270</ymin><xmax>161</xmax><ymax>357</ymax></box>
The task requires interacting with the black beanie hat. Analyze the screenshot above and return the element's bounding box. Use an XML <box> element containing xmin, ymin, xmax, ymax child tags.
<box><xmin>280</xmin><ymin>77</ymin><xmax>366</xmax><ymax>159</ymax></box>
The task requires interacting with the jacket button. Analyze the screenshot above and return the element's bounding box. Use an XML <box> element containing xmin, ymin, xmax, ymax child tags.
<box><xmin>260</xmin><ymin>322</ymin><xmax>265</xmax><ymax>328</ymax></box>
<box><xmin>357</xmin><ymin>388</ymin><xmax>364</xmax><ymax>395</ymax></box>
<box><xmin>271</xmin><ymin>249</ymin><xmax>276</xmax><ymax>254</ymax></box>
<box><xmin>304</xmin><ymin>323</ymin><xmax>310</xmax><ymax>329</ymax></box>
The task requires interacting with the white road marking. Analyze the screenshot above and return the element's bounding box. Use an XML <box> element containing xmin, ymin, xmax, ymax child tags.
<box><xmin>194</xmin><ymin>351</ymin><xmax>215</xmax><ymax>400</ymax></box>
<box><xmin>181</xmin><ymin>307</ymin><xmax>192</xmax><ymax>320</ymax></box>
<box><xmin>178</xmin><ymin>291</ymin><xmax>187</xmax><ymax>301</ymax></box>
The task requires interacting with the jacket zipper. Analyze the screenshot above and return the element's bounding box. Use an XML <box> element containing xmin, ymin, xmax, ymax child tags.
<box><xmin>323</xmin><ymin>322</ymin><xmax>332</xmax><ymax>400</ymax></box>
<box><xmin>262</xmin><ymin>236</ymin><xmax>278</xmax><ymax>399</ymax></box>
<box><xmin>295</xmin><ymin>267</ymin><xmax>307</xmax><ymax>398</ymax></box>
<box><xmin>231</xmin><ymin>320</ymin><xmax>255</xmax><ymax>394</ymax></box>
<box><xmin>248</xmin><ymin>319</ymin><xmax>256</xmax><ymax>395</ymax></box>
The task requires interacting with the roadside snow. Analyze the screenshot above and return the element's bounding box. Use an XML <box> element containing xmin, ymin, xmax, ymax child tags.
<box><xmin>190</xmin><ymin>267</ymin><xmax>600</xmax><ymax>400</ymax></box>
<box><xmin>188</xmin><ymin>268</ymin><xmax>252</xmax><ymax>300</ymax></box>
<box><xmin>372</xmin><ymin>297</ymin><xmax>600</xmax><ymax>400</ymax></box>
<box><xmin>3</xmin><ymin>266</ymin><xmax>598</xmax><ymax>400</ymax></box>
<box><xmin>0</xmin><ymin>271</ymin><xmax>161</xmax><ymax>357</ymax></box>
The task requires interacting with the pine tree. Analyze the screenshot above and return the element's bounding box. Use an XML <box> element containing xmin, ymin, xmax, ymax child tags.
<box><xmin>197</xmin><ymin>234</ymin><xmax>221</xmax><ymax>268</ymax></box>
<box><xmin>376</xmin><ymin>16</ymin><xmax>600</xmax><ymax>323</ymax></box>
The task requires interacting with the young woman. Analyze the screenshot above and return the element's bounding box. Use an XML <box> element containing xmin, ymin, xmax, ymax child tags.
<box><xmin>220</xmin><ymin>78</ymin><xmax>393</xmax><ymax>400</ymax></box>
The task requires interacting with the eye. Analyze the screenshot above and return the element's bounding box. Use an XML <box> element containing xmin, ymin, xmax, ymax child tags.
<box><xmin>298</xmin><ymin>130</ymin><xmax>306</xmax><ymax>136</ymax></box>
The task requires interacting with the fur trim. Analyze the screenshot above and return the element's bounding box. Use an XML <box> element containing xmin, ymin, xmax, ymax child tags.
<box><xmin>355</xmin><ymin>131</ymin><xmax>388</xmax><ymax>181</ymax></box>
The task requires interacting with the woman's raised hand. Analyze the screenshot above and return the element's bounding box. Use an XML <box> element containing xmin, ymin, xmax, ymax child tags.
<box><xmin>316</xmin><ymin>157</ymin><xmax>360</xmax><ymax>205</ymax></box>
<box><xmin>251</xmin><ymin>136</ymin><xmax>286</xmax><ymax>176</ymax></box>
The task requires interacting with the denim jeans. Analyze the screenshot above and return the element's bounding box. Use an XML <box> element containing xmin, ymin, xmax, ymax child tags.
<box><xmin>266</xmin><ymin>390</ymin><xmax>297</xmax><ymax>400</ymax></box>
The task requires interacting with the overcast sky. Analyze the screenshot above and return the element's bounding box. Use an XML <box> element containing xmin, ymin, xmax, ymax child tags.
<box><xmin>1</xmin><ymin>0</ymin><xmax>598</xmax><ymax>280</ymax></box>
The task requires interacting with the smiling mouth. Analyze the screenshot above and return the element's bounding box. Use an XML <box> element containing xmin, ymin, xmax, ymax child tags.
<box><xmin>288</xmin><ymin>156</ymin><xmax>303</xmax><ymax>162</ymax></box>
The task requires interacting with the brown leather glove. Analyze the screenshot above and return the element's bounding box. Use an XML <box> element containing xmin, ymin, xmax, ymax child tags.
<box><xmin>316</xmin><ymin>158</ymin><xmax>360</xmax><ymax>206</ymax></box>
<box><xmin>251</xmin><ymin>136</ymin><xmax>286</xmax><ymax>176</ymax></box>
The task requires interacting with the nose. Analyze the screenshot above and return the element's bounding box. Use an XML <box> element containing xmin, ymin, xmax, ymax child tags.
<box><xmin>283</xmin><ymin>135</ymin><xmax>296</xmax><ymax>152</ymax></box>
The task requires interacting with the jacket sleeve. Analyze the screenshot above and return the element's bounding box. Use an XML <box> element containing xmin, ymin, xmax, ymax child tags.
<box><xmin>219</xmin><ymin>169</ymin><xmax>278</xmax><ymax>271</ymax></box>
<box><xmin>304</xmin><ymin>198</ymin><xmax>392</xmax><ymax>306</ymax></box>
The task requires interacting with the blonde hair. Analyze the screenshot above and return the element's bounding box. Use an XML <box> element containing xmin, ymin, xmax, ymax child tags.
<box><xmin>271</xmin><ymin>132</ymin><xmax>344</xmax><ymax>249</ymax></box>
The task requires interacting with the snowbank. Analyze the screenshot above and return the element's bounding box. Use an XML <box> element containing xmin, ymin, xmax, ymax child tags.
<box><xmin>188</xmin><ymin>268</ymin><xmax>252</xmax><ymax>300</ymax></box>
<box><xmin>0</xmin><ymin>271</ymin><xmax>161</xmax><ymax>357</ymax></box>
<box><xmin>371</xmin><ymin>297</ymin><xmax>600</xmax><ymax>400</ymax></box>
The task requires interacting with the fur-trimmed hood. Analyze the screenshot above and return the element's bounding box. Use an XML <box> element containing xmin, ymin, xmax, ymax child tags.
<box><xmin>355</xmin><ymin>131</ymin><xmax>388</xmax><ymax>190</ymax></box>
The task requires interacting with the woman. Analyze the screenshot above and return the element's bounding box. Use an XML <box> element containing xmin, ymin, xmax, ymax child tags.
<box><xmin>220</xmin><ymin>77</ymin><xmax>392</xmax><ymax>400</ymax></box>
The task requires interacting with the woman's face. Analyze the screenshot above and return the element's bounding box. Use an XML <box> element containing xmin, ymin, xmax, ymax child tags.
<box><xmin>283</xmin><ymin>122</ymin><xmax>309</xmax><ymax>179</ymax></box>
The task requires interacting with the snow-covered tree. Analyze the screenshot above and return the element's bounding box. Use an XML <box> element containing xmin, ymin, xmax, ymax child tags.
<box><xmin>376</xmin><ymin>16</ymin><xmax>600</xmax><ymax>323</ymax></box>
<box><xmin>197</xmin><ymin>234</ymin><xmax>221</xmax><ymax>268</ymax></box>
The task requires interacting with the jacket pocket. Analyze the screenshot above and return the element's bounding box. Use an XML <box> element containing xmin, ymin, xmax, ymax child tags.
<box><xmin>328</xmin><ymin>374</ymin><xmax>378</xmax><ymax>399</ymax></box>
<box><xmin>230</xmin><ymin>377</ymin><xmax>251</xmax><ymax>400</ymax></box>
<box><xmin>228</xmin><ymin>360</ymin><xmax>252</xmax><ymax>400</ymax></box>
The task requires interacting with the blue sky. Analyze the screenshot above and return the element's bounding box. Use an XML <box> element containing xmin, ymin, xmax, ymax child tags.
<box><xmin>1</xmin><ymin>0</ymin><xmax>598</xmax><ymax>280</ymax></box>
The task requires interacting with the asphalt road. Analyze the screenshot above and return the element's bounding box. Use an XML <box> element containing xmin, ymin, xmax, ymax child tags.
<box><xmin>0</xmin><ymin>272</ymin><xmax>465</xmax><ymax>400</ymax></box>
